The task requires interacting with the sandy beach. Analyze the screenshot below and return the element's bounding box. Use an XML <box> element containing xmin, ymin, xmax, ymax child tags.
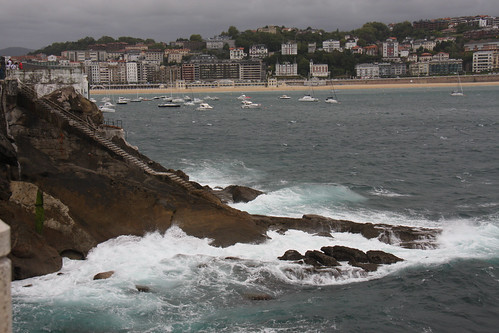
<box><xmin>90</xmin><ymin>77</ymin><xmax>499</xmax><ymax>95</ymax></box>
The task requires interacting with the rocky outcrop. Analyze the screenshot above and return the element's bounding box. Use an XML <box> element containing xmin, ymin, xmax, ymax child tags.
<box><xmin>278</xmin><ymin>247</ymin><xmax>403</xmax><ymax>272</ymax></box>
<box><xmin>0</xmin><ymin>81</ymin><xmax>441</xmax><ymax>280</ymax></box>
<box><xmin>253</xmin><ymin>214</ymin><xmax>440</xmax><ymax>249</ymax></box>
<box><xmin>211</xmin><ymin>185</ymin><xmax>264</xmax><ymax>203</ymax></box>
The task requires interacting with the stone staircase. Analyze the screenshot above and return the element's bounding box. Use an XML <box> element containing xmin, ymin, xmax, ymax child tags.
<box><xmin>18</xmin><ymin>82</ymin><xmax>196</xmax><ymax>191</ymax></box>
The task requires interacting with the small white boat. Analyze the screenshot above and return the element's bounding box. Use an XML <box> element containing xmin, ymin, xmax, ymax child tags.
<box><xmin>279</xmin><ymin>95</ymin><xmax>291</xmax><ymax>99</ymax></box>
<box><xmin>99</xmin><ymin>106</ymin><xmax>115</xmax><ymax>113</ymax></box>
<box><xmin>325</xmin><ymin>96</ymin><xmax>339</xmax><ymax>104</ymax></box>
<box><xmin>172</xmin><ymin>97</ymin><xmax>185</xmax><ymax>103</ymax></box>
<box><xmin>196</xmin><ymin>103</ymin><xmax>213</xmax><ymax>110</ymax></box>
<box><xmin>237</xmin><ymin>94</ymin><xmax>251</xmax><ymax>100</ymax></box>
<box><xmin>116</xmin><ymin>97</ymin><xmax>128</xmax><ymax>104</ymax></box>
<box><xmin>241</xmin><ymin>100</ymin><xmax>261</xmax><ymax>109</ymax></box>
<box><xmin>193</xmin><ymin>98</ymin><xmax>204</xmax><ymax>104</ymax></box>
<box><xmin>89</xmin><ymin>98</ymin><xmax>97</xmax><ymax>103</ymax></box>
<box><xmin>298</xmin><ymin>94</ymin><xmax>319</xmax><ymax>102</ymax></box>
<box><xmin>184</xmin><ymin>101</ymin><xmax>195</xmax><ymax>106</ymax></box>
<box><xmin>158</xmin><ymin>103</ymin><xmax>181</xmax><ymax>108</ymax></box>
<box><xmin>101</xmin><ymin>101</ymin><xmax>115</xmax><ymax>107</ymax></box>
<box><xmin>204</xmin><ymin>96</ymin><xmax>219</xmax><ymax>101</ymax></box>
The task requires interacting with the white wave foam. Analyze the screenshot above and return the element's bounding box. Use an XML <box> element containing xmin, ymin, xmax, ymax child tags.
<box><xmin>231</xmin><ymin>183</ymin><xmax>366</xmax><ymax>217</ymax></box>
<box><xmin>369</xmin><ymin>186</ymin><xmax>411</xmax><ymax>198</ymax></box>
<box><xmin>180</xmin><ymin>158</ymin><xmax>264</xmax><ymax>188</ymax></box>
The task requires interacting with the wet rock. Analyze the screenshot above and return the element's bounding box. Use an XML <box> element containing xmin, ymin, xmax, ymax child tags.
<box><xmin>135</xmin><ymin>285</ymin><xmax>151</xmax><ymax>292</ymax></box>
<box><xmin>93</xmin><ymin>270</ymin><xmax>114</xmax><ymax>280</ymax></box>
<box><xmin>213</xmin><ymin>185</ymin><xmax>264</xmax><ymax>203</ymax></box>
<box><xmin>243</xmin><ymin>293</ymin><xmax>274</xmax><ymax>301</ymax></box>
<box><xmin>349</xmin><ymin>261</ymin><xmax>379</xmax><ymax>272</ymax></box>
<box><xmin>278</xmin><ymin>250</ymin><xmax>304</xmax><ymax>261</ymax></box>
<box><xmin>304</xmin><ymin>250</ymin><xmax>340</xmax><ymax>267</ymax></box>
<box><xmin>321</xmin><ymin>245</ymin><xmax>368</xmax><ymax>263</ymax></box>
<box><xmin>366</xmin><ymin>250</ymin><xmax>403</xmax><ymax>264</ymax></box>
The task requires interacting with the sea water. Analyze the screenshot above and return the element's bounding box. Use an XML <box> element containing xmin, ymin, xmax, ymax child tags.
<box><xmin>12</xmin><ymin>86</ymin><xmax>499</xmax><ymax>332</ymax></box>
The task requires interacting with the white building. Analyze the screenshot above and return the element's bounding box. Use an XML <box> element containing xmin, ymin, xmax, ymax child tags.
<box><xmin>345</xmin><ymin>38</ymin><xmax>358</xmax><ymax>50</ymax></box>
<box><xmin>281</xmin><ymin>42</ymin><xmax>298</xmax><ymax>55</ymax></box>
<box><xmin>412</xmin><ymin>39</ymin><xmax>437</xmax><ymax>51</ymax></box>
<box><xmin>323</xmin><ymin>40</ymin><xmax>341</xmax><ymax>53</ymax></box>
<box><xmin>126</xmin><ymin>62</ymin><xmax>138</xmax><ymax>83</ymax></box>
<box><xmin>275</xmin><ymin>61</ymin><xmax>297</xmax><ymax>76</ymax></box>
<box><xmin>355</xmin><ymin>63</ymin><xmax>379</xmax><ymax>79</ymax></box>
<box><xmin>249</xmin><ymin>44</ymin><xmax>268</xmax><ymax>59</ymax></box>
<box><xmin>473</xmin><ymin>50</ymin><xmax>496</xmax><ymax>72</ymax></box>
<box><xmin>230</xmin><ymin>47</ymin><xmax>247</xmax><ymax>60</ymax></box>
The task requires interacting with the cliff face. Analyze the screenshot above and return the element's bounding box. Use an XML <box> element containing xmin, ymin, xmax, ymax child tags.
<box><xmin>0</xmin><ymin>80</ymin><xmax>267</xmax><ymax>279</ymax></box>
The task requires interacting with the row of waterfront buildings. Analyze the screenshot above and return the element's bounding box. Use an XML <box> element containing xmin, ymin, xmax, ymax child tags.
<box><xmin>9</xmin><ymin>17</ymin><xmax>499</xmax><ymax>85</ymax></box>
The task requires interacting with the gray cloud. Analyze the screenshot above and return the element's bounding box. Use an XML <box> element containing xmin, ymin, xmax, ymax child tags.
<box><xmin>1</xmin><ymin>0</ymin><xmax>497</xmax><ymax>49</ymax></box>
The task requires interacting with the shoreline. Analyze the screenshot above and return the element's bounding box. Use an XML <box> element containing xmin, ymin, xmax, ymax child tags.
<box><xmin>90</xmin><ymin>80</ymin><xmax>499</xmax><ymax>95</ymax></box>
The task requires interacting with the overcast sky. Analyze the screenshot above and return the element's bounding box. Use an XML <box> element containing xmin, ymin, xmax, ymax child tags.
<box><xmin>1</xmin><ymin>0</ymin><xmax>497</xmax><ymax>50</ymax></box>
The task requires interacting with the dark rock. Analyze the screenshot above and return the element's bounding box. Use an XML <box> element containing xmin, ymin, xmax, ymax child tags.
<box><xmin>243</xmin><ymin>293</ymin><xmax>274</xmax><ymax>301</ymax></box>
<box><xmin>93</xmin><ymin>270</ymin><xmax>115</xmax><ymax>280</ymax></box>
<box><xmin>366</xmin><ymin>250</ymin><xmax>404</xmax><ymax>264</ymax></box>
<box><xmin>213</xmin><ymin>185</ymin><xmax>264</xmax><ymax>203</ymax></box>
<box><xmin>304</xmin><ymin>250</ymin><xmax>340</xmax><ymax>267</ymax></box>
<box><xmin>135</xmin><ymin>285</ymin><xmax>151</xmax><ymax>292</ymax></box>
<box><xmin>321</xmin><ymin>245</ymin><xmax>368</xmax><ymax>263</ymax></box>
<box><xmin>278</xmin><ymin>250</ymin><xmax>304</xmax><ymax>261</ymax></box>
<box><xmin>349</xmin><ymin>261</ymin><xmax>379</xmax><ymax>272</ymax></box>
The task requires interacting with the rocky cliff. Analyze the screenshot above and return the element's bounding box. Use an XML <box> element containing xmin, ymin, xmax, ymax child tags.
<box><xmin>0</xmin><ymin>79</ymin><xmax>440</xmax><ymax>280</ymax></box>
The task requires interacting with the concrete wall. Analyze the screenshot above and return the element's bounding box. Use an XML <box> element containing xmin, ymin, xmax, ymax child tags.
<box><xmin>8</xmin><ymin>68</ymin><xmax>89</xmax><ymax>99</ymax></box>
<box><xmin>0</xmin><ymin>219</ymin><xmax>12</xmax><ymax>333</ymax></box>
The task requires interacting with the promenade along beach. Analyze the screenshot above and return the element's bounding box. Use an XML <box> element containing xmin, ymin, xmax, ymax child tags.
<box><xmin>89</xmin><ymin>74</ymin><xmax>499</xmax><ymax>95</ymax></box>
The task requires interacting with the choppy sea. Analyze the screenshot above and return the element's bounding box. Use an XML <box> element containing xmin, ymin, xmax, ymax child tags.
<box><xmin>12</xmin><ymin>86</ymin><xmax>499</xmax><ymax>332</ymax></box>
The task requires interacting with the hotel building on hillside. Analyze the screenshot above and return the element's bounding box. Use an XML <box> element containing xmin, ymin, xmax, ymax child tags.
<box><xmin>281</xmin><ymin>42</ymin><xmax>298</xmax><ymax>55</ymax></box>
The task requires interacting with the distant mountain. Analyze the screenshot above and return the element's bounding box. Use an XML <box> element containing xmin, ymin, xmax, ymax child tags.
<box><xmin>0</xmin><ymin>47</ymin><xmax>34</xmax><ymax>56</ymax></box>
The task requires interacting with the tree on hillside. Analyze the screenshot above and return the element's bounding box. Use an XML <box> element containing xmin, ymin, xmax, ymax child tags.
<box><xmin>190</xmin><ymin>34</ymin><xmax>203</xmax><ymax>42</ymax></box>
<box><xmin>97</xmin><ymin>36</ymin><xmax>115</xmax><ymax>44</ymax></box>
<box><xmin>355</xmin><ymin>22</ymin><xmax>390</xmax><ymax>43</ymax></box>
<box><xmin>392</xmin><ymin>21</ymin><xmax>414</xmax><ymax>41</ymax></box>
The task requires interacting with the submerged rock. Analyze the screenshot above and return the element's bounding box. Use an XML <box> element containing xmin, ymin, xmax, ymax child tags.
<box><xmin>243</xmin><ymin>293</ymin><xmax>274</xmax><ymax>301</ymax></box>
<box><xmin>135</xmin><ymin>285</ymin><xmax>151</xmax><ymax>293</ymax></box>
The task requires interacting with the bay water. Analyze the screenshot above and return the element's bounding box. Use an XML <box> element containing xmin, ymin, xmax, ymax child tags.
<box><xmin>12</xmin><ymin>86</ymin><xmax>499</xmax><ymax>332</ymax></box>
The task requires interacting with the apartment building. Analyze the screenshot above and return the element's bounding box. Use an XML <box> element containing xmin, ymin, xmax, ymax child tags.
<box><xmin>323</xmin><ymin>40</ymin><xmax>341</xmax><ymax>53</ymax></box>
<box><xmin>281</xmin><ymin>42</ymin><xmax>298</xmax><ymax>55</ymax></box>
<box><xmin>355</xmin><ymin>63</ymin><xmax>380</xmax><ymax>79</ymax></box>
<box><xmin>472</xmin><ymin>50</ymin><xmax>496</xmax><ymax>72</ymax></box>
<box><xmin>239</xmin><ymin>60</ymin><xmax>266</xmax><ymax>81</ymax></box>
<box><xmin>382</xmin><ymin>38</ymin><xmax>399</xmax><ymax>58</ymax></box>
<box><xmin>275</xmin><ymin>61</ymin><xmax>298</xmax><ymax>76</ymax></box>
<box><xmin>230</xmin><ymin>47</ymin><xmax>246</xmax><ymax>60</ymax></box>
<box><xmin>249</xmin><ymin>44</ymin><xmax>268</xmax><ymax>59</ymax></box>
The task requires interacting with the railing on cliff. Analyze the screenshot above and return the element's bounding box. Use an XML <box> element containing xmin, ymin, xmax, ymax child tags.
<box><xmin>16</xmin><ymin>81</ymin><xmax>195</xmax><ymax>191</ymax></box>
